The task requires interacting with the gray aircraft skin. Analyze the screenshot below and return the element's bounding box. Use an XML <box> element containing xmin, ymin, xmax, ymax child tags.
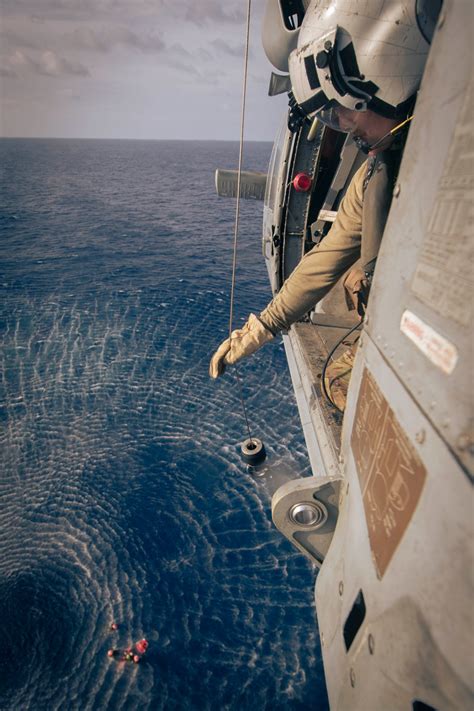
<box><xmin>216</xmin><ymin>1</ymin><xmax>473</xmax><ymax>708</ymax></box>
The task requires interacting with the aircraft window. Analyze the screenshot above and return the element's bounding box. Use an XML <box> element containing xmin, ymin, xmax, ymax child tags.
<box><xmin>264</xmin><ymin>117</ymin><xmax>288</xmax><ymax>214</ymax></box>
<box><xmin>343</xmin><ymin>589</ymin><xmax>366</xmax><ymax>652</ymax></box>
<box><xmin>412</xmin><ymin>702</ymin><xmax>438</xmax><ymax>711</ymax></box>
<box><xmin>415</xmin><ymin>0</ymin><xmax>443</xmax><ymax>44</ymax></box>
<box><xmin>280</xmin><ymin>0</ymin><xmax>306</xmax><ymax>30</ymax></box>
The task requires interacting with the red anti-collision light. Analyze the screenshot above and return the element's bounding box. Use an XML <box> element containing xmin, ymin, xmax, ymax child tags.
<box><xmin>293</xmin><ymin>172</ymin><xmax>312</xmax><ymax>192</ymax></box>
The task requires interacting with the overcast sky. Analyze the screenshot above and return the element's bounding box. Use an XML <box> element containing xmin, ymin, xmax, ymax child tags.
<box><xmin>0</xmin><ymin>0</ymin><xmax>287</xmax><ymax>141</ymax></box>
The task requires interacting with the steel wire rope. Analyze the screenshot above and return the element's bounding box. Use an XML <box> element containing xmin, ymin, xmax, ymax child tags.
<box><xmin>228</xmin><ymin>0</ymin><xmax>254</xmax><ymax>444</ymax></box>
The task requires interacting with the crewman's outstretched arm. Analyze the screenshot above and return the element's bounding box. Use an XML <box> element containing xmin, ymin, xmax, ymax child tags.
<box><xmin>260</xmin><ymin>160</ymin><xmax>366</xmax><ymax>332</ymax></box>
<box><xmin>209</xmin><ymin>161</ymin><xmax>367</xmax><ymax>378</ymax></box>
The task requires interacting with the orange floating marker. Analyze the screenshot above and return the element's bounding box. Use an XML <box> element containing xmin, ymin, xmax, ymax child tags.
<box><xmin>110</xmin><ymin>623</ymin><xmax>119</xmax><ymax>631</ymax></box>
<box><xmin>133</xmin><ymin>655</ymin><xmax>140</xmax><ymax>664</ymax></box>
<box><xmin>107</xmin><ymin>649</ymin><xmax>115</xmax><ymax>658</ymax></box>
<box><xmin>293</xmin><ymin>172</ymin><xmax>312</xmax><ymax>192</ymax></box>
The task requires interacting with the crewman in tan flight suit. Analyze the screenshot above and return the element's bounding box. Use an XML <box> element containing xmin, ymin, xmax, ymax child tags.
<box><xmin>210</xmin><ymin>0</ymin><xmax>440</xmax><ymax>411</ymax></box>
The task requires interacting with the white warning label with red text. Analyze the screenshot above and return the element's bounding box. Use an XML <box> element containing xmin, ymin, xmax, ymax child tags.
<box><xmin>400</xmin><ymin>310</ymin><xmax>458</xmax><ymax>375</ymax></box>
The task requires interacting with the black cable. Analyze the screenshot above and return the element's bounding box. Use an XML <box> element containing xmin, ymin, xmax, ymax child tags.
<box><xmin>320</xmin><ymin>320</ymin><xmax>363</xmax><ymax>414</ymax></box>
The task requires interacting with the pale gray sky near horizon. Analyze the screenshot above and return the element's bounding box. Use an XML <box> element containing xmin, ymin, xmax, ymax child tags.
<box><xmin>0</xmin><ymin>0</ymin><xmax>287</xmax><ymax>141</ymax></box>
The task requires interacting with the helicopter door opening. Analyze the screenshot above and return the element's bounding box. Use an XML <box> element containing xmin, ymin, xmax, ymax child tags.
<box><xmin>264</xmin><ymin>113</ymin><xmax>366</xmax><ymax>477</ymax></box>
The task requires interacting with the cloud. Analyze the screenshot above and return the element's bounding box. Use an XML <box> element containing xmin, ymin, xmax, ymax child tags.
<box><xmin>2</xmin><ymin>0</ymin><xmax>168</xmax><ymax>22</ymax></box>
<box><xmin>1</xmin><ymin>23</ymin><xmax>165</xmax><ymax>55</ymax></box>
<box><xmin>0</xmin><ymin>28</ymin><xmax>41</xmax><ymax>51</ymax></box>
<box><xmin>183</xmin><ymin>2</ymin><xmax>245</xmax><ymax>26</ymax></box>
<box><xmin>39</xmin><ymin>49</ymin><xmax>89</xmax><ymax>76</ymax></box>
<box><xmin>67</xmin><ymin>26</ymin><xmax>166</xmax><ymax>53</ymax></box>
<box><xmin>0</xmin><ymin>0</ymin><xmax>277</xmax><ymax>140</ymax></box>
<box><xmin>7</xmin><ymin>49</ymin><xmax>35</xmax><ymax>70</ymax></box>
<box><xmin>0</xmin><ymin>0</ymin><xmax>262</xmax><ymax>32</ymax></box>
<box><xmin>3</xmin><ymin>0</ymin><xmax>246</xmax><ymax>24</ymax></box>
<box><xmin>0</xmin><ymin>65</ymin><xmax>18</xmax><ymax>77</ymax></box>
<box><xmin>4</xmin><ymin>49</ymin><xmax>89</xmax><ymax>78</ymax></box>
<box><xmin>179</xmin><ymin>0</ymin><xmax>265</xmax><ymax>25</ymax></box>
<box><xmin>157</xmin><ymin>43</ymin><xmax>212</xmax><ymax>81</ymax></box>
<box><xmin>210</xmin><ymin>39</ymin><xmax>246</xmax><ymax>58</ymax></box>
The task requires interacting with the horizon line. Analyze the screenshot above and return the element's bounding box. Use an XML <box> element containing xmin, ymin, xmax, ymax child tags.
<box><xmin>0</xmin><ymin>135</ymin><xmax>273</xmax><ymax>143</ymax></box>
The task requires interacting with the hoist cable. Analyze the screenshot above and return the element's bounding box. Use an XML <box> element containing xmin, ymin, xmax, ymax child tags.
<box><xmin>228</xmin><ymin>0</ymin><xmax>253</xmax><ymax>443</ymax></box>
<box><xmin>228</xmin><ymin>0</ymin><xmax>251</xmax><ymax>340</ymax></box>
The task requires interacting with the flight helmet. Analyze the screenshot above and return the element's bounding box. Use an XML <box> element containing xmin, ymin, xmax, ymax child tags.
<box><xmin>288</xmin><ymin>0</ymin><xmax>442</xmax><ymax>130</ymax></box>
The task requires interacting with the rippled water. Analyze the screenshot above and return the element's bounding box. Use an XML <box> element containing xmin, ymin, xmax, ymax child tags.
<box><xmin>0</xmin><ymin>138</ymin><xmax>328</xmax><ymax>710</ymax></box>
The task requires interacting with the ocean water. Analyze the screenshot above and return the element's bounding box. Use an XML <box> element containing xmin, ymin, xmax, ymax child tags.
<box><xmin>0</xmin><ymin>138</ymin><xmax>328</xmax><ymax>710</ymax></box>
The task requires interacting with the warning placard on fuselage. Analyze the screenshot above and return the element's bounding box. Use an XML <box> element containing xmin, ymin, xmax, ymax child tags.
<box><xmin>411</xmin><ymin>81</ymin><xmax>473</xmax><ymax>327</ymax></box>
<box><xmin>351</xmin><ymin>368</ymin><xmax>427</xmax><ymax>579</ymax></box>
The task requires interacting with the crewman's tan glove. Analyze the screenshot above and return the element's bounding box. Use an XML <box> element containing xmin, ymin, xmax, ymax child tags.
<box><xmin>343</xmin><ymin>267</ymin><xmax>371</xmax><ymax>319</ymax></box>
<box><xmin>209</xmin><ymin>313</ymin><xmax>274</xmax><ymax>378</ymax></box>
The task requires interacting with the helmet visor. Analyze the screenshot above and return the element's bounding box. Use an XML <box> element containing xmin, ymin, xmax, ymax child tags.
<box><xmin>316</xmin><ymin>102</ymin><xmax>371</xmax><ymax>153</ymax></box>
<box><xmin>316</xmin><ymin>101</ymin><xmax>362</xmax><ymax>133</ymax></box>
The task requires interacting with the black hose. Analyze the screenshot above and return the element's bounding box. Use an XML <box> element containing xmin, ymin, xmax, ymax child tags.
<box><xmin>320</xmin><ymin>320</ymin><xmax>363</xmax><ymax>414</ymax></box>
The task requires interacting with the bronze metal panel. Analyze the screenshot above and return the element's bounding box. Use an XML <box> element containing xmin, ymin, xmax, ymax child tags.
<box><xmin>351</xmin><ymin>368</ymin><xmax>427</xmax><ymax>578</ymax></box>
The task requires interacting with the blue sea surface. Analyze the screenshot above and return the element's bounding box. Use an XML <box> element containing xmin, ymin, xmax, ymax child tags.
<box><xmin>0</xmin><ymin>138</ymin><xmax>328</xmax><ymax>710</ymax></box>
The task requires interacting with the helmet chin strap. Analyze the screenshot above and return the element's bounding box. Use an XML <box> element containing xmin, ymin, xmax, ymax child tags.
<box><xmin>358</xmin><ymin>114</ymin><xmax>413</xmax><ymax>154</ymax></box>
<box><xmin>353</xmin><ymin>136</ymin><xmax>371</xmax><ymax>154</ymax></box>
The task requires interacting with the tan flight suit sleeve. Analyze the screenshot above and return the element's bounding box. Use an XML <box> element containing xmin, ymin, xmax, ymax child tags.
<box><xmin>259</xmin><ymin>160</ymin><xmax>367</xmax><ymax>333</ymax></box>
